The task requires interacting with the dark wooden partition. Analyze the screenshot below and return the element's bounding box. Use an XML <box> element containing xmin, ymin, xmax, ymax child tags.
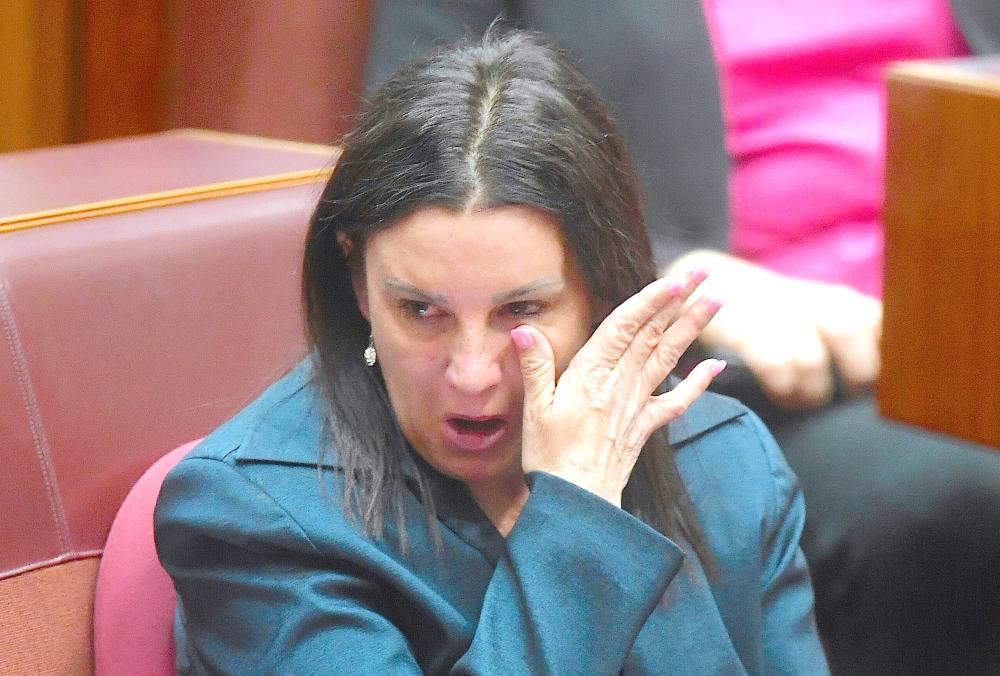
<box><xmin>880</xmin><ymin>57</ymin><xmax>1000</xmax><ymax>449</ymax></box>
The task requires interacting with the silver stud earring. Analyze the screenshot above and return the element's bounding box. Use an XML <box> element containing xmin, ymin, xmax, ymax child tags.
<box><xmin>363</xmin><ymin>333</ymin><xmax>377</xmax><ymax>367</ymax></box>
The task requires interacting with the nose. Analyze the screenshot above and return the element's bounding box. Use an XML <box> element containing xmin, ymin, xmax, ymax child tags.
<box><xmin>444</xmin><ymin>326</ymin><xmax>505</xmax><ymax>395</ymax></box>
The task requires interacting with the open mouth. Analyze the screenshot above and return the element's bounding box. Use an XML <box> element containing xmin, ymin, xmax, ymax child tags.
<box><xmin>442</xmin><ymin>416</ymin><xmax>508</xmax><ymax>451</ymax></box>
<box><xmin>449</xmin><ymin>417</ymin><xmax>504</xmax><ymax>434</ymax></box>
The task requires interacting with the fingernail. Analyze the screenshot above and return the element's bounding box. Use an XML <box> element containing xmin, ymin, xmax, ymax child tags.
<box><xmin>709</xmin><ymin>359</ymin><xmax>727</xmax><ymax>377</ymax></box>
<box><xmin>665</xmin><ymin>278</ymin><xmax>686</xmax><ymax>295</ymax></box>
<box><xmin>689</xmin><ymin>267</ymin><xmax>710</xmax><ymax>283</ymax></box>
<box><xmin>704</xmin><ymin>295</ymin><xmax>724</xmax><ymax>313</ymax></box>
<box><xmin>510</xmin><ymin>327</ymin><xmax>534</xmax><ymax>350</ymax></box>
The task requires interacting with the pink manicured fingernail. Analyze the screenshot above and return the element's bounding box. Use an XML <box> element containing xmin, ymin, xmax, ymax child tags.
<box><xmin>704</xmin><ymin>296</ymin><xmax>724</xmax><ymax>313</ymax></box>
<box><xmin>709</xmin><ymin>359</ymin><xmax>728</xmax><ymax>377</ymax></box>
<box><xmin>666</xmin><ymin>278</ymin><xmax>686</xmax><ymax>295</ymax></box>
<box><xmin>510</xmin><ymin>327</ymin><xmax>534</xmax><ymax>350</ymax></box>
<box><xmin>689</xmin><ymin>267</ymin><xmax>710</xmax><ymax>283</ymax></box>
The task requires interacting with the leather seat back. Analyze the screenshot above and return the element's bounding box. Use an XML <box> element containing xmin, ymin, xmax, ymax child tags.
<box><xmin>0</xmin><ymin>130</ymin><xmax>334</xmax><ymax>672</ymax></box>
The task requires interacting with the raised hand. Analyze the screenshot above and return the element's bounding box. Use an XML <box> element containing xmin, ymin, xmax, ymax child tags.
<box><xmin>510</xmin><ymin>271</ymin><xmax>725</xmax><ymax>507</ymax></box>
<box><xmin>669</xmin><ymin>250</ymin><xmax>882</xmax><ymax>409</ymax></box>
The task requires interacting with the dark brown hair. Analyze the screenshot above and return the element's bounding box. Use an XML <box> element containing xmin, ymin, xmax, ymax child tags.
<box><xmin>303</xmin><ymin>28</ymin><xmax>710</xmax><ymax>564</ymax></box>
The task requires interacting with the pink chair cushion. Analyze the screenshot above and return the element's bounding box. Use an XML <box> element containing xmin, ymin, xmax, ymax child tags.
<box><xmin>93</xmin><ymin>441</ymin><xmax>199</xmax><ymax>676</ymax></box>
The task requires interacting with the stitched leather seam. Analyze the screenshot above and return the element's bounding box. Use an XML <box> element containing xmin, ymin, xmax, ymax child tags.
<box><xmin>0</xmin><ymin>278</ymin><xmax>72</xmax><ymax>553</ymax></box>
<box><xmin>0</xmin><ymin>550</ymin><xmax>102</xmax><ymax>581</ymax></box>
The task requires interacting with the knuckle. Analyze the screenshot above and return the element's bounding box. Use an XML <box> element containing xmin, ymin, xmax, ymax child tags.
<box><xmin>637</xmin><ymin>322</ymin><xmax>665</xmax><ymax>352</ymax></box>
<box><xmin>645</xmin><ymin>347</ymin><xmax>680</xmax><ymax>383</ymax></box>
<box><xmin>612</xmin><ymin>313</ymin><xmax>643</xmax><ymax>341</ymax></box>
<box><xmin>755</xmin><ymin>365</ymin><xmax>797</xmax><ymax>399</ymax></box>
<box><xmin>752</xmin><ymin>355</ymin><xmax>788</xmax><ymax>381</ymax></box>
<box><xmin>520</xmin><ymin>357</ymin><xmax>548</xmax><ymax>378</ymax></box>
<box><xmin>821</xmin><ymin>321</ymin><xmax>857</xmax><ymax>344</ymax></box>
<box><xmin>794</xmin><ymin>355</ymin><xmax>827</xmax><ymax>376</ymax></box>
<box><xmin>655</xmin><ymin>342</ymin><xmax>682</xmax><ymax>369</ymax></box>
<box><xmin>657</xmin><ymin>396</ymin><xmax>686</xmax><ymax>421</ymax></box>
<box><xmin>663</xmin><ymin>402</ymin><xmax>686</xmax><ymax>421</ymax></box>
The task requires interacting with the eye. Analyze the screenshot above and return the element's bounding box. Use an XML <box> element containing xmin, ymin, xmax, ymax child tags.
<box><xmin>399</xmin><ymin>300</ymin><xmax>445</xmax><ymax>320</ymax></box>
<box><xmin>503</xmin><ymin>301</ymin><xmax>544</xmax><ymax>318</ymax></box>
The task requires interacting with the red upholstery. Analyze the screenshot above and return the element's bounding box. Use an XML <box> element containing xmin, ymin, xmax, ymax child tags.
<box><xmin>93</xmin><ymin>442</ymin><xmax>195</xmax><ymax>676</ymax></box>
<box><xmin>0</xmin><ymin>130</ymin><xmax>331</xmax><ymax>672</ymax></box>
<box><xmin>0</xmin><ymin>130</ymin><xmax>327</xmax><ymax>578</ymax></box>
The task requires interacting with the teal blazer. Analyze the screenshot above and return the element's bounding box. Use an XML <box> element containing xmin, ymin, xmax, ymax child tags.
<box><xmin>154</xmin><ymin>361</ymin><xmax>828</xmax><ymax>674</ymax></box>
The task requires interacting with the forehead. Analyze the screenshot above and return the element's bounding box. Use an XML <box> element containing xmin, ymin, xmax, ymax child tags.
<box><xmin>365</xmin><ymin>206</ymin><xmax>576</xmax><ymax>290</ymax></box>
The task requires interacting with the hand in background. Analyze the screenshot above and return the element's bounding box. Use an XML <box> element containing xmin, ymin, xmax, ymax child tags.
<box><xmin>669</xmin><ymin>250</ymin><xmax>882</xmax><ymax>410</ymax></box>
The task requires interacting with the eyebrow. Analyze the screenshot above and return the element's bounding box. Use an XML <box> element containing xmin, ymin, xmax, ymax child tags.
<box><xmin>383</xmin><ymin>277</ymin><xmax>564</xmax><ymax>305</ymax></box>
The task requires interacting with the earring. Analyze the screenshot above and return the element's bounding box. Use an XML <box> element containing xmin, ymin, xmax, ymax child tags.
<box><xmin>363</xmin><ymin>333</ymin><xmax>377</xmax><ymax>367</ymax></box>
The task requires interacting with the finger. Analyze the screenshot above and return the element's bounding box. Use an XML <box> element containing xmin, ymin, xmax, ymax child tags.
<box><xmin>584</xmin><ymin>276</ymin><xmax>679</xmax><ymax>367</ymax></box>
<box><xmin>746</xmin><ymin>330</ymin><xmax>833</xmax><ymax>408</ymax></box>
<box><xmin>621</xmin><ymin>269</ymin><xmax>710</xmax><ymax>375</ymax></box>
<box><xmin>818</xmin><ymin>298</ymin><xmax>882</xmax><ymax>391</ymax></box>
<box><xmin>510</xmin><ymin>325</ymin><xmax>556</xmax><ymax>416</ymax></box>
<box><xmin>640</xmin><ymin>358</ymin><xmax>727</xmax><ymax>435</ymax></box>
<box><xmin>641</xmin><ymin>293</ymin><xmax>723</xmax><ymax>392</ymax></box>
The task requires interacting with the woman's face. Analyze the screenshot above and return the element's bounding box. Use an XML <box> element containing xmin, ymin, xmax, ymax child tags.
<box><xmin>356</xmin><ymin>206</ymin><xmax>594</xmax><ymax>495</ymax></box>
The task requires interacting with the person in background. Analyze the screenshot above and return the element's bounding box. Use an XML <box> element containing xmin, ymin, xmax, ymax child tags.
<box><xmin>155</xmin><ymin>30</ymin><xmax>829</xmax><ymax>674</ymax></box>
<box><xmin>364</xmin><ymin>2</ymin><xmax>1000</xmax><ymax>674</ymax></box>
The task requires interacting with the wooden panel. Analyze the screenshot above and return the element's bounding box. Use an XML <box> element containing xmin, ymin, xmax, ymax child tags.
<box><xmin>880</xmin><ymin>57</ymin><xmax>1000</xmax><ymax>449</ymax></box>
<box><xmin>82</xmin><ymin>0</ymin><xmax>166</xmax><ymax>140</ymax></box>
<box><xmin>166</xmin><ymin>0</ymin><xmax>373</xmax><ymax>143</ymax></box>
<box><xmin>0</xmin><ymin>1</ymin><xmax>37</xmax><ymax>151</ymax></box>
<box><xmin>0</xmin><ymin>2</ymin><xmax>74</xmax><ymax>152</ymax></box>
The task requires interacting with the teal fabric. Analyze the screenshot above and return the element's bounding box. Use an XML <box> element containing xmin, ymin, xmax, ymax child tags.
<box><xmin>154</xmin><ymin>361</ymin><xmax>829</xmax><ymax>674</ymax></box>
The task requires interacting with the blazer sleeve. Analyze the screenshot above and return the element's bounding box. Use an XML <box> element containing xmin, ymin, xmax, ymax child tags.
<box><xmin>155</xmin><ymin>457</ymin><xmax>685</xmax><ymax>674</ymax></box>
<box><xmin>363</xmin><ymin>0</ymin><xmax>732</xmax><ymax>269</ymax></box>
<box><xmin>748</xmin><ymin>412</ymin><xmax>831</xmax><ymax>674</ymax></box>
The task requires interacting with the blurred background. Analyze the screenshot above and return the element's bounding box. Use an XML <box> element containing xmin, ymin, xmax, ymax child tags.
<box><xmin>0</xmin><ymin>0</ymin><xmax>374</xmax><ymax>153</ymax></box>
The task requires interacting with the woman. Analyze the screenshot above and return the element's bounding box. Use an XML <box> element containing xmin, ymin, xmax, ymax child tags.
<box><xmin>365</xmin><ymin>4</ymin><xmax>1000</xmax><ymax>673</ymax></box>
<box><xmin>155</xmin><ymin>31</ymin><xmax>828</xmax><ymax>674</ymax></box>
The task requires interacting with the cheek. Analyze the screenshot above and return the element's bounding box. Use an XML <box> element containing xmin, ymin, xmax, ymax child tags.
<box><xmin>377</xmin><ymin>350</ymin><xmax>439</xmax><ymax>451</ymax></box>
<box><xmin>377</xmin><ymin>332</ymin><xmax>438</xmax><ymax>393</ymax></box>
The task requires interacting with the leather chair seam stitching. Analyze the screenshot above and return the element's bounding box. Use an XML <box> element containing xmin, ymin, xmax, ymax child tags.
<box><xmin>0</xmin><ymin>278</ymin><xmax>72</xmax><ymax>553</ymax></box>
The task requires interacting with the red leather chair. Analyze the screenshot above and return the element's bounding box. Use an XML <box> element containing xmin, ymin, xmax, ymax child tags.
<box><xmin>93</xmin><ymin>442</ymin><xmax>197</xmax><ymax>675</ymax></box>
<box><xmin>0</xmin><ymin>131</ymin><xmax>332</xmax><ymax>673</ymax></box>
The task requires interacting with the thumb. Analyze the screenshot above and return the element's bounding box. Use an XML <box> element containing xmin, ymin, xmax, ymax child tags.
<box><xmin>510</xmin><ymin>325</ymin><xmax>556</xmax><ymax>415</ymax></box>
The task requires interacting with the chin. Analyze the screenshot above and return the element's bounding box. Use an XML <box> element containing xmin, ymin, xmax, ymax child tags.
<box><xmin>431</xmin><ymin>444</ymin><xmax>522</xmax><ymax>488</ymax></box>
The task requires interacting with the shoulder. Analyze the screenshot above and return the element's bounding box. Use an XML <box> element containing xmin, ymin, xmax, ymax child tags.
<box><xmin>670</xmin><ymin>390</ymin><xmax>800</xmax><ymax>558</ymax></box>
<box><xmin>155</xmin><ymin>357</ymin><xmax>342</xmax><ymax>542</ymax></box>
<box><xmin>670</xmin><ymin>389</ymin><xmax>788</xmax><ymax>487</ymax></box>
<box><xmin>154</xmin><ymin>358</ymin><xmax>359</xmax><ymax>564</ymax></box>
<box><xmin>182</xmin><ymin>358</ymin><xmax>332</xmax><ymax>468</ymax></box>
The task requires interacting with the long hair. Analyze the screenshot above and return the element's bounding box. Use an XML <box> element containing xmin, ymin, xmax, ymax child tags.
<box><xmin>303</xmin><ymin>29</ymin><xmax>711</xmax><ymax>564</ymax></box>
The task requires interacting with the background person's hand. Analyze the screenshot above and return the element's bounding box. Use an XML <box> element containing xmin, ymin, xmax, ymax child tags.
<box><xmin>668</xmin><ymin>250</ymin><xmax>883</xmax><ymax>409</ymax></box>
<box><xmin>510</xmin><ymin>272</ymin><xmax>725</xmax><ymax>507</ymax></box>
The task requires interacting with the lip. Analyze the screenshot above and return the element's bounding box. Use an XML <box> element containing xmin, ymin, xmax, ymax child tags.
<box><xmin>441</xmin><ymin>414</ymin><xmax>510</xmax><ymax>452</ymax></box>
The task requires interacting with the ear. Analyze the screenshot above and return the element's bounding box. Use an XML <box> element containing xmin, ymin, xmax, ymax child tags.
<box><xmin>336</xmin><ymin>231</ymin><xmax>354</xmax><ymax>259</ymax></box>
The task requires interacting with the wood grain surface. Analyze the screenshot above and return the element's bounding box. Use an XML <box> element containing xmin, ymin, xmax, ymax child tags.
<box><xmin>880</xmin><ymin>57</ymin><xmax>1000</xmax><ymax>449</ymax></box>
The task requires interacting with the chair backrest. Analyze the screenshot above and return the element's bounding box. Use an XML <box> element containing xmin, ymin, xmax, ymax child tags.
<box><xmin>0</xmin><ymin>131</ymin><xmax>328</xmax><ymax>672</ymax></box>
<box><xmin>93</xmin><ymin>442</ymin><xmax>197</xmax><ymax>675</ymax></box>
